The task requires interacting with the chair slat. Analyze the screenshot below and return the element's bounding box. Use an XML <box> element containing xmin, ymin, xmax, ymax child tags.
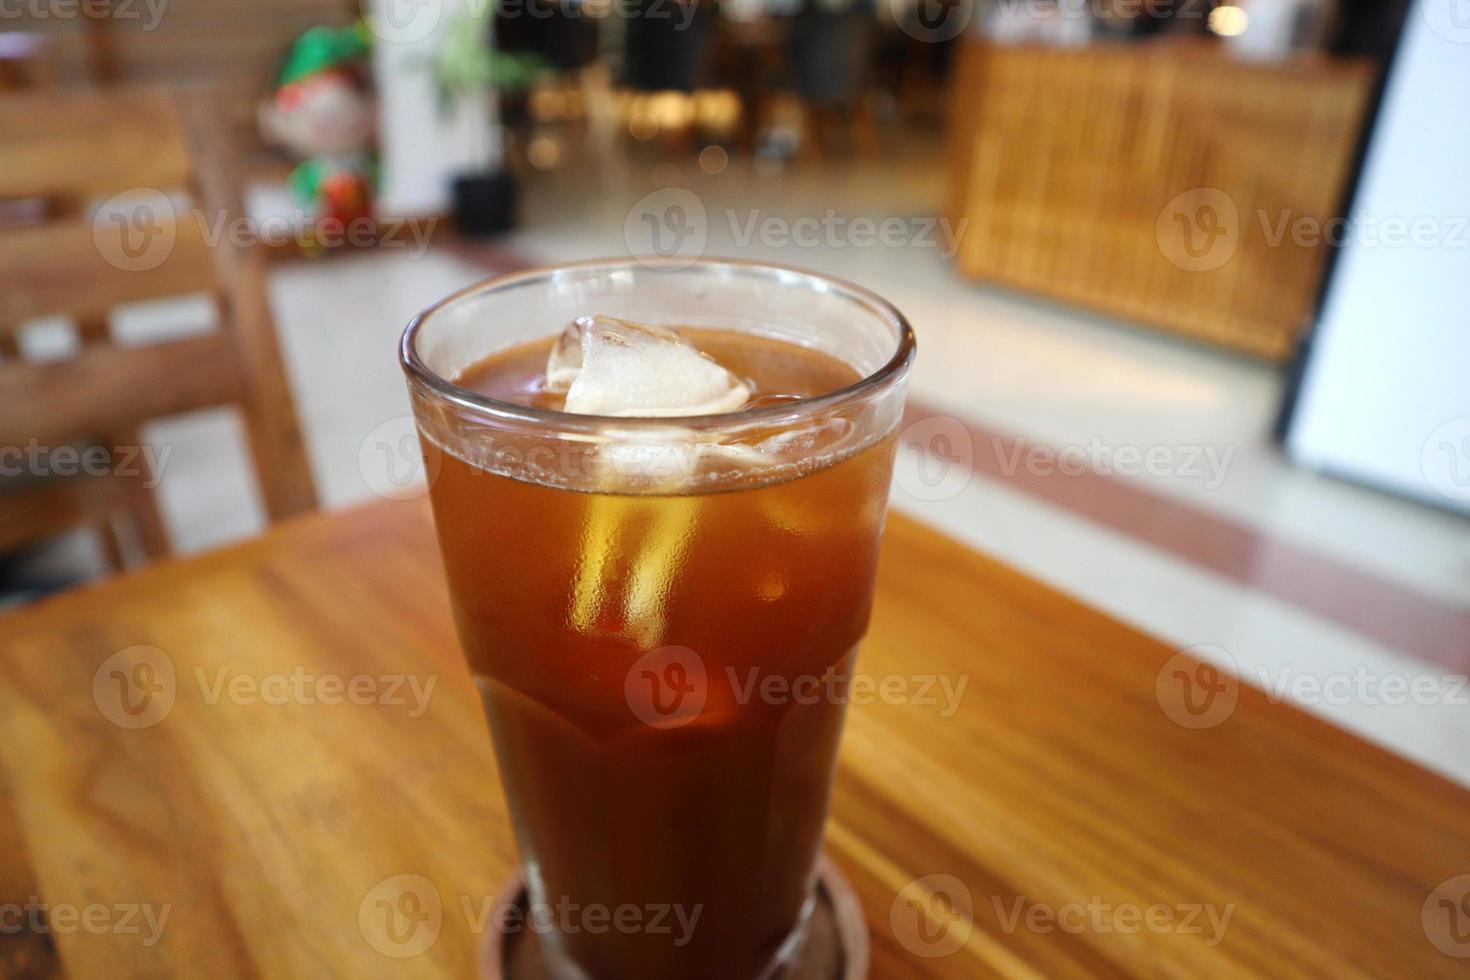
<box><xmin>0</xmin><ymin>89</ymin><xmax>193</xmax><ymax>200</ymax></box>
<box><xmin>0</xmin><ymin>471</ymin><xmax>138</xmax><ymax>556</ymax></box>
<box><xmin>0</xmin><ymin>331</ymin><xmax>241</xmax><ymax>448</ymax></box>
<box><xmin>0</xmin><ymin>211</ymin><xmax>216</xmax><ymax>329</ymax></box>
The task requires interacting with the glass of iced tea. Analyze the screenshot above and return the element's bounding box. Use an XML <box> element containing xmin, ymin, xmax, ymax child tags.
<box><xmin>400</xmin><ymin>259</ymin><xmax>914</xmax><ymax>980</ymax></box>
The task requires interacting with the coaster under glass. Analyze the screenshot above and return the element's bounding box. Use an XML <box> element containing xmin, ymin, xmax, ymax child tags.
<box><xmin>478</xmin><ymin>856</ymin><xmax>869</xmax><ymax>980</ymax></box>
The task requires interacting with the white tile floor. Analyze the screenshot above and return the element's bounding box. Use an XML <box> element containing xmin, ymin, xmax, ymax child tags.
<box><xmin>52</xmin><ymin>143</ymin><xmax>1469</xmax><ymax>786</ymax></box>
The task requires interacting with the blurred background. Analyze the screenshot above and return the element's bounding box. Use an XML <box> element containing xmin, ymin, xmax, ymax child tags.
<box><xmin>2</xmin><ymin>1</ymin><xmax>1465</xmax><ymax>783</ymax></box>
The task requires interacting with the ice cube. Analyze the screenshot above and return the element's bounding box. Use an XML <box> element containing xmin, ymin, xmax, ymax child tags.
<box><xmin>547</xmin><ymin>316</ymin><xmax>752</xmax><ymax>417</ymax></box>
<box><xmin>597</xmin><ymin>431</ymin><xmax>762</xmax><ymax>488</ymax></box>
<box><xmin>551</xmin><ymin>319</ymin><xmax>759</xmax><ymax>647</ymax></box>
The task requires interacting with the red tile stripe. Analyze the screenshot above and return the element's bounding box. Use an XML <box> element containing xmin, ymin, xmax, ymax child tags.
<box><xmin>902</xmin><ymin>401</ymin><xmax>1470</xmax><ymax>674</ymax></box>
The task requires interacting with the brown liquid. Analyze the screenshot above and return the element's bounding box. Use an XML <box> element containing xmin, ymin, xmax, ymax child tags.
<box><xmin>423</xmin><ymin>330</ymin><xmax>895</xmax><ymax>979</ymax></box>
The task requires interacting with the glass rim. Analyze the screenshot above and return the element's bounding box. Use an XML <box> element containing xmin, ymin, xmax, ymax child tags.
<box><xmin>399</xmin><ymin>256</ymin><xmax>917</xmax><ymax>434</ymax></box>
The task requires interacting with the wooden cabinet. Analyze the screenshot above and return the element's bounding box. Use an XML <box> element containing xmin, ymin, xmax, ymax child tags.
<box><xmin>948</xmin><ymin>39</ymin><xmax>1376</xmax><ymax>360</ymax></box>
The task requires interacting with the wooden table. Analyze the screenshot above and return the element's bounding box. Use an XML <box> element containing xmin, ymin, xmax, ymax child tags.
<box><xmin>1</xmin><ymin>501</ymin><xmax>1466</xmax><ymax>977</ymax></box>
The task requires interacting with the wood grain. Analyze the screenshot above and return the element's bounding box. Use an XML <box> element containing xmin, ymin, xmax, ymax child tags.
<box><xmin>948</xmin><ymin>39</ymin><xmax>1376</xmax><ymax>360</ymax></box>
<box><xmin>0</xmin><ymin>502</ymin><xmax>1465</xmax><ymax>977</ymax></box>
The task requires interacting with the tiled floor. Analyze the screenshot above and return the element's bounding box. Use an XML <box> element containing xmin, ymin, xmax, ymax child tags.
<box><xmin>34</xmin><ymin>141</ymin><xmax>1470</xmax><ymax>785</ymax></box>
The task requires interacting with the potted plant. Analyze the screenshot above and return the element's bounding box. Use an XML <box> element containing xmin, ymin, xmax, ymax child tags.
<box><xmin>433</xmin><ymin>3</ymin><xmax>546</xmax><ymax>236</ymax></box>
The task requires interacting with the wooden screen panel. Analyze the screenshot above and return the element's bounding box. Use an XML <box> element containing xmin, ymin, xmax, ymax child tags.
<box><xmin>948</xmin><ymin>40</ymin><xmax>1376</xmax><ymax>360</ymax></box>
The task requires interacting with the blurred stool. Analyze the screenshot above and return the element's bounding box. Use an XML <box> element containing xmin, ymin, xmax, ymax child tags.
<box><xmin>623</xmin><ymin>0</ymin><xmax>718</xmax><ymax>157</ymax></box>
<box><xmin>787</xmin><ymin>2</ymin><xmax>879</xmax><ymax>160</ymax></box>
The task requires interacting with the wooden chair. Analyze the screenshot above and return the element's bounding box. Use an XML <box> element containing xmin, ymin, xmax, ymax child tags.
<box><xmin>0</xmin><ymin>85</ymin><xmax>317</xmax><ymax>571</ymax></box>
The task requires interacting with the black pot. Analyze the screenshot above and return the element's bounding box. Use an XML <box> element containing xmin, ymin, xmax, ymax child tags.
<box><xmin>452</xmin><ymin>171</ymin><xmax>518</xmax><ymax>237</ymax></box>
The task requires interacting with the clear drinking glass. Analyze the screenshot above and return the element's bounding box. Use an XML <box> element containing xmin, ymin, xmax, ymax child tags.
<box><xmin>400</xmin><ymin>259</ymin><xmax>914</xmax><ymax>980</ymax></box>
